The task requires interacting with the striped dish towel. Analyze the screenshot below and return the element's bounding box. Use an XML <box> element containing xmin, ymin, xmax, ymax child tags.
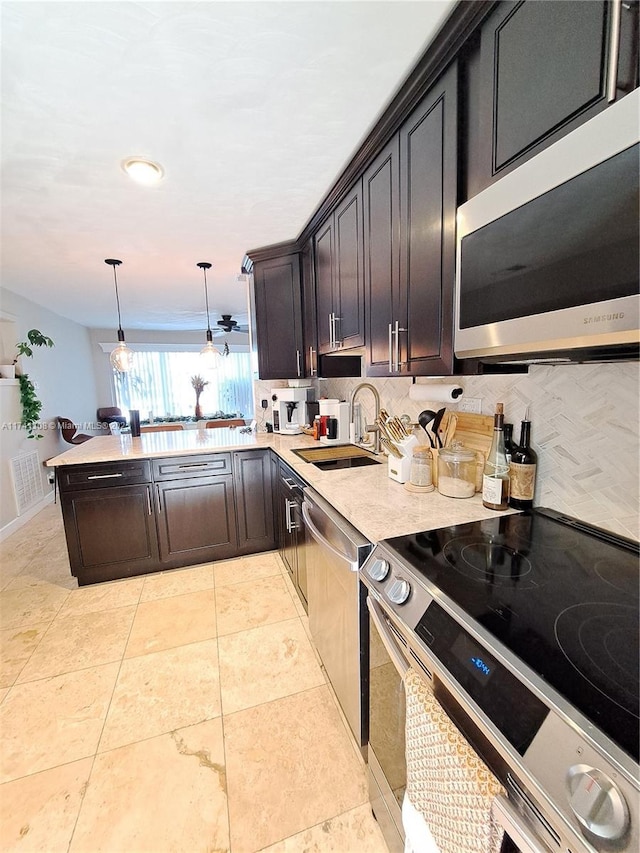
<box><xmin>404</xmin><ymin>668</ymin><xmax>506</xmax><ymax>853</ymax></box>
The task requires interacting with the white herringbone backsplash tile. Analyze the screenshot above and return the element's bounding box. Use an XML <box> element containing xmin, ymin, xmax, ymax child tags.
<box><xmin>255</xmin><ymin>363</ymin><xmax>639</xmax><ymax>540</ymax></box>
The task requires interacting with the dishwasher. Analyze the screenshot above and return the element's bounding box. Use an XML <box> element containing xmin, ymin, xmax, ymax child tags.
<box><xmin>301</xmin><ymin>487</ymin><xmax>373</xmax><ymax>753</ymax></box>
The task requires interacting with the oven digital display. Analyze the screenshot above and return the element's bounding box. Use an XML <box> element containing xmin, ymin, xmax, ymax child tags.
<box><xmin>451</xmin><ymin>633</ymin><xmax>496</xmax><ymax>685</ymax></box>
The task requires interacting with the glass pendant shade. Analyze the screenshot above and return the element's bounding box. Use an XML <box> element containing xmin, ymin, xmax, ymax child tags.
<box><xmin>198</xmin><ymin>262</ymin><xmax>220</xmax><ymax>368</ymax></box>
<box><xmin>110</xmin><ymin>331</ymin><xmax>135</xmax><ymax>372</ymax></box>
<box><xmin>105</xmin><ymin>258</ymin><xmax>133</xmax><ymax>372</ymax></box>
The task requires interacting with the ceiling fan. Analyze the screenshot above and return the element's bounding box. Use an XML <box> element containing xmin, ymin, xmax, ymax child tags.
<box><xmin>215</xmin><ymin>314</ymin><xmax>249</xmax><ymax>335</ymax></box>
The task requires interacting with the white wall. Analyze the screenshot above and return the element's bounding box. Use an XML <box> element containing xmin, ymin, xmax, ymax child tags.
<box><xmin>256</xmin><ymin>361</ymin><xmax>639</xmax><ymax>540</ymax></box>
<box><xmin>0</xmin><ymin>288</ymin><xmax>99</xmax><ymax>531</ymax></box>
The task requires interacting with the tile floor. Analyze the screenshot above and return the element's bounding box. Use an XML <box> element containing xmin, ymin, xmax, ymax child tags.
<box><xmin>0</xmin><ymin>502</ymin><xmax>389</xmax><ymax>853</ymax></box>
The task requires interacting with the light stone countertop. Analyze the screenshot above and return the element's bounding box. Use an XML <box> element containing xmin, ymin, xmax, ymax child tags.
<box><xmin>47</xmin><ymin>429</ymin><xmax>513</xmax><ymax>542</ymax></box>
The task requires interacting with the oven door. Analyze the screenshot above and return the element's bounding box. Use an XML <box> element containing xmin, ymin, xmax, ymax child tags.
<box><xmin>366</xmin><ymin>592</ymin><xmax>553</xmax><ymax>853</ymax></box>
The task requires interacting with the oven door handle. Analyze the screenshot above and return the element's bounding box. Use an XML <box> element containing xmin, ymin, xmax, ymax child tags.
<box><xmin>367</xmin><ymin>595</ymin><xmax>411</xmax><ymax>679</ymax></box>
<box><xmin>491</xmin><ymin>794</ymin><xmax>552</xmax><ymax>853</ymax></box>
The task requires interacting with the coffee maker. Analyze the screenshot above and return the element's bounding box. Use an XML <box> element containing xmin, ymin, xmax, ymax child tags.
<box><xmin>271</xmin><ymin>387</ymin><xmax>316</xmax><ymax>434</ymax></box>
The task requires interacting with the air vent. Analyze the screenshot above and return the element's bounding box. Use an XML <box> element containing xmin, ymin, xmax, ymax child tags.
<box><xmin>10</xmin><ymin>451</ymin><xmax>44</xmax><ymax>515</ymax></box>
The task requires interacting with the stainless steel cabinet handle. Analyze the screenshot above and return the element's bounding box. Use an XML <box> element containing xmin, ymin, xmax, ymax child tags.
<box><xmin>285</xmin><ymin>498</ymin><xmax>298</xmax><ymax>532</ymax></box>
<box><xmin>309</xmin><ymin>346</ymin><xmax>317</xmax><ymax>376</ymax></box>
<box><xmin>388</xmin><ymin>323</ymin><xmax>393</xmax><ymax>371</ymax></box>
<box><xmin>301</xmin><ymin>502</ymin><xmax>359</xmax><ymax>572</ymax></box>
<box><xmin>329</xmin><ymin>313</ymin><xmax>335</xmax><ymax>349</ymax></box>
<box><xmin>156</xmin><ymin>485</ymin><xmax>162</xmax><ymax>513</ymax></box>
<box><xmin>394</xmin><ymin>320</ymin><xmax>407</xmax><ymax>372</ymax></box>
<box><xmin>296</xmin><ymin>349</ymin><xmax>301</xmax><ymax>377</ymax></box>
<box><xmin>333</xmin><ymin>314</ymin><xmax>342</xmax><ymax>347</ymax></box>
<box><xmin>178</xmin><ymin>463</ymin><xmax>211</xmax><ymax>469</ymax></box>
<box><xmin>282</xmin><ymin>476</ymin><xmax>300</xmax><ymax>491</ymax></box>
<box><xmin>146</xmin><ymin>486</ymin><xmax>152</xmax><ymax>516</ymax></box>
<box><xmin>608</xmin><ymin>0</ymin><xmax>622</xmax><ymax>102</ymax></box>
<box><xmin>87</xmin><ymin>472</ymin><xmax>124</xmax><ymax>480</ymax></box>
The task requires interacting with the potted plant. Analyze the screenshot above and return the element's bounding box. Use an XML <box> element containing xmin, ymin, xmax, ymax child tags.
<box><xmin>191</xmin><ymin>374</ymin><xmax>208</xmax><ymax>419</ymax></box>
<box><xmin>14</xmin><ymin>329</ymin><xmax>54</xmax><ymax>439</ymax></box>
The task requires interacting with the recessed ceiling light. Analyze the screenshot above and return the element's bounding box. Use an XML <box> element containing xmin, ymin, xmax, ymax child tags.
<box><xmin>121</xmin><ymin>157</ymin><xmax>164</xmax><ymax>186</ymax></box>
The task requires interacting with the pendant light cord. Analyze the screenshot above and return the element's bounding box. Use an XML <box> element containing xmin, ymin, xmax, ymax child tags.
<box><xmin>105</xmin><ymin>259</ymin><xmax>124</xmax><ymax>333</ymax></box>
<box><xmin>197</xmin><ymin>262</ymin><xmax>213</xmax><ymax>339</ymax></box>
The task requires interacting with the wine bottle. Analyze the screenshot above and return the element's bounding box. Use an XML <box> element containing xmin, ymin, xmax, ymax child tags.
<box><xmin>503</xmin><ymin>423</ymin><xmax>514</xmax><ymax>464</ymax></box>
<box><xmin>509</xmin><ymin>409</ymin><xmax>537</xmax><ymax>509</ymax></box>
<box><xmin>482</xmin><ymin>403</ymin><xmax>510</xmax><ymax>511</ymax></box>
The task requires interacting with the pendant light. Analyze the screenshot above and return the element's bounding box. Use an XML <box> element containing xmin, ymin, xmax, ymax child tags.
<box><xmin>105</xmin><ymin>259</ymin><xmax>134</xmax><ymax>372</ymax></box>
<box><xmin>198</xmin><ymin>262</ymin><xmax>221</xmax><ymax>367</ymax></box>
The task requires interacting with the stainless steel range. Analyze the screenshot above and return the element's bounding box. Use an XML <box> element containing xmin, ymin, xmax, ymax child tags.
<box><xmin>360</xmin><ymin>508</ymin><xmax>639</xmax><ymax>853</ymax></box>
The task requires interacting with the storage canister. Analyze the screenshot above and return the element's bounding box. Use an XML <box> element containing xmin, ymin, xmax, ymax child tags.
<box><xmin>410</xmin><ymin>447</ymin><xmax>433</xmax><ymax>488</ymax></box>
<box><xmin>437</xmin><ymin>442</ymin><xmax>476</xmax><ymax>499</ymax></box>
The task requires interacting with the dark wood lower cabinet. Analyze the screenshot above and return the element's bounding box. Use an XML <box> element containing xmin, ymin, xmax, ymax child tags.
<box><xmin>61</xmin><ymin>483</ymin><xmax>160</xmax><ymax>585</ymax></box>
<box><xmin>276</xmin><ymin>459</ymin><xmax>308</xmax><ymax>612</ymax></box>
<box><xmin>59</xmin><ymin>449</ymin><xmax>281</xmax><ymax>585</ymax></box>
<box><xmin>155</xmin><ymin>474</ymin><xmax>237</xmax><ymax>566</ymax></box>
<box><xmin>234</xmin><ymin>450</ymin><xmax>275</xmax><ymax>555</ymax></box>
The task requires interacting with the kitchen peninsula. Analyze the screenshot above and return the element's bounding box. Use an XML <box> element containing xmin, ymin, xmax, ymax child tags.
<box><xmin>48</xmin><ymin>429</ymin><xmax>510</xmax><ymax>586</ymax></box>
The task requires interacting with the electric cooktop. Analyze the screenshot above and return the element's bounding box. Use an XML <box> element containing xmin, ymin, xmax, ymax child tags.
<box><xmin>383</xmin><ymin>508</ymin><xmax>640</xmax><ymax>762</ymax></box>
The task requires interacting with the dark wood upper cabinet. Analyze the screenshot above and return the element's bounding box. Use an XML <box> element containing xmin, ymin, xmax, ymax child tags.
<box><xmin>467</xmin><ymin>0</ymin><xmax>639</xmax><ymax>197</ymax></box>
<box><xmin>251</xmin><ymin>252</ymin><xmax>304</xmax><ymax>380</ymax></box>
<box><xmin>365</xmin><ymin>62</ymin><xmax>458</xmax><ymax>376</ymax></box>
<box><xmin>314</xmin><ymin>180</ymin><xmax>365</xmax><ymax>354</ymax></box>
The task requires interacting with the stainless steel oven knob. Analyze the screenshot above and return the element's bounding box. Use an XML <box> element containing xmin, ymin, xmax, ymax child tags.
<box><xmin>566</xmin><ymin>765</ymin><xmax>629</xmax><ymax>841</ymax></box>
<box><xmin>367</xmin><ymin>558</ymin><xmax>390</xmax><ymax>582</ymax></box>
<box><xmin>387</xmin><ymin>577</ymin><xmax>411</xmax><ymax>605</ymax></box>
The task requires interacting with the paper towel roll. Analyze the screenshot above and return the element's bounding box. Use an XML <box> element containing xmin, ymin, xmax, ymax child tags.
<box><xmin>409</xmin><ymin>383</ymin><xmax>463</xmax><ymax>403</ymax></box>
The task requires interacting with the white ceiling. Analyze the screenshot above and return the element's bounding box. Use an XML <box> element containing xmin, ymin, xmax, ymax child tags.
<box><xmin>1</xmin><ymin>0</ymin><xmax>455</xmax><ymax>332</ymax></box>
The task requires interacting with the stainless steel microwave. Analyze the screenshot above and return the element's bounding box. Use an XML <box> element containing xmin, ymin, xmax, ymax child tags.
<box><xmin>455</xmin><ymin>91</ymin><xmax>639</xmax><ymax>363</ymax></box>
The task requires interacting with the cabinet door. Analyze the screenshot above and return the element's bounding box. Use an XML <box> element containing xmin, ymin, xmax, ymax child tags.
<box><xmin>474</xmin><ymin>0</ymin><xmax>622</xmax><ymax>192</ymax></box>
<box><xmin>364</xmin><ymin>136</ymin><xmax>401</xmax><ymax>375</ymax></box>
<box><xmin>155</xmin><ymin>475</ymin><xmax>237</xmax><ymax>565</ymax></box>
<box><xmin>291</xmin><ymin>499</ymin><xmax>308</xmax><ymax>612</ymax></box>
<box><xmin>314</xmin><ymin>218</ymin><xmax>334</xmax><ymax>354</ymax></box>
<box><xmin>278</xmin><ymin>483</ymin><xmax>296</xmax><ymax>578</ymax></box>
<box><xmin>234</xmin><ymin>450</ymin><xmax>275</xmax><ymax>555</ymax></box>
<box><xmin>253</xmin><ymin>254</ymin><xmax>303</xmax><ymax>380</ymax></box>
<box><xmin>61</xmin><ymin>484</ymin><xmax>159</xmax><ymax>585</ymax></box>
<box><xmin>301</xmin><ymin>239</ymin><xmax>318</xmax><ymax>377</ymax></box>
<box><xmin>399</xmin><ymin>62</ymin><xmax>458</xmax><ymax>375</ymax></box>
<box><xmin>333</xmin><ymin>180</ymin><xmax>365</xmax><ymax>349</ymax></box>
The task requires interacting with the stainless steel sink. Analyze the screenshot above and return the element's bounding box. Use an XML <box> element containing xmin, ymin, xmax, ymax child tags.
<box><xmin>291</xmin><ymin>445</ymin><xmax>382</xmax><ymax>469</ymax></box>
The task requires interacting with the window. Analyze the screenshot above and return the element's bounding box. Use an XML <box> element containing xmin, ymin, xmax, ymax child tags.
<box><xmin>113</xmin><ymin>351</ymin><xmax>253</xmax><ymax>420</ymax></box>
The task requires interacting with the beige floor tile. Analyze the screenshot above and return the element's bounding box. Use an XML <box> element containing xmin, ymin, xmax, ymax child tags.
<box><xmin>214</xmin><ymin>552</ymin><xmax>281</xmax><ymax>587</ymax></box>
<box><xmin>56</xmin><ymin>576</ymin><xmax>144</xmax><ymax>617</ymax></box>
<box><xmin>0</xmin><ymin>583</ymin><xmax>70</xmax><ymax>629</ymax></box>
<box><xmin>70</xmin><ymin>718</ymin><xmax>228</xmax><ymax>853</ymax></box>
<box><xmin>215</xmin><ymin>574</ymin><xmax>297</xmax><ymax>636</ymax></box>
<box><xmin>16</xmin><ymin>606</ymin><xmax>136</xmax><ymax>683</ymax></box>
<box><xmin>0</xmin><ymin>686</ymin><xmax>9</xmax><ymax>703</ymax></box>
<box><xmin>0</xmin><ymin>758</ymin><xmax>93</xmax><ymax>852</ymax></box>
<box><xmin>0</xmin><ymin>621</ymin><xmax>49</xmax><ymax>687</ymax></box>
<box><xmin>5</xmin><ymin>537</ymin><xmax>75</xmax><ymax>591</ymax></box>
<box><xmin>280</xmin><ymin>567</ymin><xmax>308</xmax><ymax>617</ymax></box>
<box><xmin>260</xmin><ymin>803</ymin><xmax>389</xmax><ymax>852</ymax></box>
<box><xmin>100</xmin><ymin>639</ymin><xmax>221</xmax><ymax>752</ymax></box>
<box><xmin>225</xmin><ymin>685</ymin><xmax>367</xmax><ymax>853</ymax></box>
<box><xmin>0</xmin><ymin>663</ymin><xmax>118</xmax><ymax>783</ymax></box>
<box><xmin>140</xmin><ymin>562</ymin><xmax>214</xmax><ymax>602</ymax></box>
<box><xmin>218</xmin><ymin>618</ymin><xmax>324</xmax><ymax>714</ymax></box>
<box><xmin>125</xmin><ymin>588</ymin><xmax>217</xmax><ymax>658</ymax></box>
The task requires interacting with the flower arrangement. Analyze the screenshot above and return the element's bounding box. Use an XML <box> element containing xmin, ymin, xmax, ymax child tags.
<box><xmin>191</xmin><ymin>374</ymin><xmax>209</xmax><ymax>419</ymax></box>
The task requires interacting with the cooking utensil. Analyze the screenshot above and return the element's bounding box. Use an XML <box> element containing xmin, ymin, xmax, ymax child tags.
<box><xmin>442</xmin><ymin>412</ymin><xmax>458</xmax><ymax>447</ymax></box>
<box><xmin>381</xmin><ymin>436</ymin><xmax>403</xmax><ymax>458</ymax></box>
<box><xmin>418</xmin><ymin>410</ymin><xmax>437</xmax><ymax>448</ymax></box>
<box><xmin>431</xmin><ymin>407</ymin><xmax>446</xmax><ymax>448</ymax></box>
